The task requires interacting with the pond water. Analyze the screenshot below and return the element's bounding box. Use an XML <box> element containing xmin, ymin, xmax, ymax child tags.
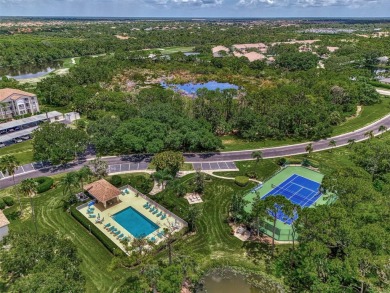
<box><xmin>196</xmin><ymin>270</ymin><xmax>283</xmax><ymax>293</ymax></box>
<box><xmin>0</xmin><ymin>62</ymin><xmax>62</xmax><ymax>80</ymax></box>
<box><xmin>161</xmin><ymin>81</ymin><xmax>239</xmax><ymax>95</ymax></box>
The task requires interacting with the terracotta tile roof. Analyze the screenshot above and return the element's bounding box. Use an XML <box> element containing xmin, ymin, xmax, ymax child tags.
<box><xmin>243</xmin><ymin>52</ymin><xmax>266</xmax><ymax>62</ymax></box>
<box><xmin>0</xmin><ymin>210</ymin><xmax>10</xmax><ymax>228</ymax></box>
<box><xmin>0</xmin><ymin>88</ymin><xmax>35</xmax><ymax>102</ymax></box>
<box><xmin>83</xmin><ymin>179</ymin><xmax>121</xmax><ymax>203</ymax></box>
<box><xmin>212</xmin><ymin>46</ymin><xmax>229</xmax><ymax>54</ymax></box>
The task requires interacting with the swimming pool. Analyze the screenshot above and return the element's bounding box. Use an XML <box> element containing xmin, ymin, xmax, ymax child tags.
<box><xmin>112</xmin><ymin>206</ymin><xmax>159</xmax><ymax>238</ymax></box>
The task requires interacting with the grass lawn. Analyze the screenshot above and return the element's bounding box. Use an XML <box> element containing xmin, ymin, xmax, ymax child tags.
<box><xmin>158</xmin><ymin>46</ymin><xmax>195</xmax><ymax>54</ymax></box>
<box><xmin>213</xmin><ymin>159</ymin><xmax>280</xmax><ymax>181</ymax></box>
<box><xmin>220</xmin><ymin>97</ymin><xmax>390</xmax><ymax>152</ymax></box>
<box><xmin>331</xmin><ymin>97</ymin><xmax>390</xmax><ymax>136</ymax></box>
<box><xmin>0</xmin><ymin>140</ymin><xmax>34</xmax><ymax>165</ymax></box>
<box><xmin>2</xmin><ymin>171</ymin><xmax>281</xmax><ymax>292</ymax></box>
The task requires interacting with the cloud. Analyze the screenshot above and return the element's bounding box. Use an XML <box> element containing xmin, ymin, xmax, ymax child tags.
<box><xmin>144</xmin><ymin>0</ymin><xmax>222</xmax><ymax>6</ymax></box>
<box><xmin>238</xmin><ymin>0</ymin><xmax>379</xmax><ymax>7</ymax></box>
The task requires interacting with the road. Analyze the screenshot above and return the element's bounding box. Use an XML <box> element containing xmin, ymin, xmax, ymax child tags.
<box><xmin>1</xmin><ymin>112</ymin><xmax>390</xmax><ymax>189</ymax></box>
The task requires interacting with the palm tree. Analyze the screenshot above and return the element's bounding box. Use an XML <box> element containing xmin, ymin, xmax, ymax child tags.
<box><xmin>364</xmin><ymin>130</ymin><xmax>374</xmax><ymax>141</ymax></box>
<box><xmin>251</xmin><ymin>151</ymin><xmax>263</xmax><ymax>165</ymax></box>
<box><xmin>18</xmin><ymin>178</ymin><xmax>39</xmax><ymax>233</ymax></box>
<box><xmin>347</xmin><ymin>139</ymin><xmax>356</xmax><ymax>148</ymax></box>
<box><xmin>0</xmin><ymin>155</ymin><xmax>22</xmax><ymax>214</ymax></box>
<box><xmin>378</xmin><ymin>125</ymin><xmax>387</xmax><ymax>138</ymax></box>
<box><xmin>328</xmin><ymin>139</ymin><xmax>337</xmax><ymax>152</ymax></box>
<box><xmin>305</xmin><ymin>143</ymin><xmax>313</xmax><ymax>156</ymax></box>
<box><xmin>60</xmin><ymin>172</ymin><xmax>78</xmax><ymax>197</ymax></box>
<box><xmin>77</xmin><ymin>166</ymin><xmax>92</xmax><ymax>192</ymax></box>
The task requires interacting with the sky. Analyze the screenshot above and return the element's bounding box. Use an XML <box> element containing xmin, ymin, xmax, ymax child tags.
<box><xmin>1</xmin><ymin>0</ymin><xmax>389</xmax><ymax>18</ymax></box>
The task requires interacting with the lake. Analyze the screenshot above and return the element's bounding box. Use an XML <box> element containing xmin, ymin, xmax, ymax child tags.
<box><xmin>161</xmin><ymin>81</ymin><xmax>239</xmax><ymax>95</ymax></box>
<box><xmin>0</xmin><ymin>62</ymin><xmax>62</xmax><ymax>80</ymax></box>
<box><xmin>196</xmin><ymin>269</ymin><xmax>283</xmax><ymax>293</ymax></box>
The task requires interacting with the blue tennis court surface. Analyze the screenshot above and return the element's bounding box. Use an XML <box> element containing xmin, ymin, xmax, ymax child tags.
<box><xmin>262</xmin><ymin>174</ymin><xmax>322</xmax><ymax>225</ymax></box>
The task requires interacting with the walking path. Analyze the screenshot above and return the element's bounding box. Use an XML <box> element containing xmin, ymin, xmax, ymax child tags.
<box><xmin>1</xmin><ymin>111</ymin><xmax>390</xmax><ymax>188</ymax></box>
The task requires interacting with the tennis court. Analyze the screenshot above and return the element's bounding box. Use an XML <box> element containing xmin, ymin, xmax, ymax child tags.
<box><xmin>262</xmin><ymin>174</ymin><xmax>322</xmax><ymax>224</ymax></box>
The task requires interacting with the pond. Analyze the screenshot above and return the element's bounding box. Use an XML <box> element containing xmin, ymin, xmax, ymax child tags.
<box><xmin>196</xmin><ymin>269</ymin><xmax>283</xmax><ymax>293</ymax></box>
<box><xmin>161</xmin><ymin>81</ymin><xmax>239</xmax><ymax>95</ymax></box>
<box><xmin>0</xmin><ymin>62</ymin><xmax>62</xmax><ymax>80</ymax></box>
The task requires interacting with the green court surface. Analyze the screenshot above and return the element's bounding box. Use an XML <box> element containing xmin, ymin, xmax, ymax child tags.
<box><xmin>244</xmin><ymin>166</ymin><xmax>327</xmax><ymax>241</ymax></box>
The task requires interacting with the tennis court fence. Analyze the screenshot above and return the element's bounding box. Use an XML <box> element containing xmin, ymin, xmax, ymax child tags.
<box><xmin>259</xmin><ymin>220</ymin><xmax>297</xmax><ymax>241</ymax></box>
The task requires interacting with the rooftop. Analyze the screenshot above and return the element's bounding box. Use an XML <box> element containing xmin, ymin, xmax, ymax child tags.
<box><xmin>0</xmin><ymin>88</ymin><xmax>35</xmax><ymax>102</ymax></box>
<box><xmin>0</xmin><ymin>210</ymin><xmax>10</xmax><ymax>228</ymax></box>
<box><xmin>84</xmin><ymin>179</ymin><xmax>121</xmax><ymax>203</ymax></box>
<box><xmin>0</xmin><ymin>111</ymin><xmax>63</xmax><ymax>131</ymax></box>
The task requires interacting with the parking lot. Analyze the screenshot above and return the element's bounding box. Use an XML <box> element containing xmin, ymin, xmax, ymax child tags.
<box><xmin>192</xmin><ymin>161</ymin><xmax>237</xmax><ymax>171</ymax></box>
<box><xmin>108</xmin><ymin>162</ymin><xmax>149</xmax><ymax>174</ymax></box>
<box><xmin>0</xmin><ymin>161</ymin><xmax>52</xmax><ymax>179</ymax></box>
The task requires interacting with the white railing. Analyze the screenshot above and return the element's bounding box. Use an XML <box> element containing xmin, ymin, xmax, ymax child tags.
<box><xmin>120</xmin><ymin>184</ymin><xmax>188</xmax><ymax>228</ymax></box>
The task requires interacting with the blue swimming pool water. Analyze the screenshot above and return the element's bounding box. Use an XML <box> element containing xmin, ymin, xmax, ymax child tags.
<box><xmin>112</xmin><ymin>206</ymin><xmax>159</xmax><ymax>238</ymax></box>
<box><xmin>161</xmin><ymin>81</ymin><xmax>239</xmax><ymax>95</ymax></box>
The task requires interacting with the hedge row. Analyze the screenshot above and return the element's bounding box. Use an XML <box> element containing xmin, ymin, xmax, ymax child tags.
<box><xmin>35</xmin><ymin>177</ymin><xmax>54</xmax><ymax>194</ymax></box>
<box><xmin>369</xmin><ymin>81</ymin><xmax>390</xmax><ymax>90</ymax></box>
<box><xmin>70</xmin><ymin>206</ymin><xmax>125</xmax><ymax>256</ymax></box>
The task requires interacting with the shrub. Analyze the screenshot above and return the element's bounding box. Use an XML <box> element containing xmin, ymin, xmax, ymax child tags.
<box><xmin>110</xmin><ymin>175</ymin><xmax>122</xmax><ymax>187</ymax></box>
<box><xmin>301</xmin><ymin>158</ymin><xmax>311</xmax><ymax>167</ymax></box>
<box><xmin>70</xmin><ymin>206</ymin><xmax>125</xmax><ymax>256</ymax></box>
<box><xmin>128</xmin><ymin>175</ymin><xmax>153</xmax><ymax>194</ymax></box>
<box><xmin>286</xmin><ymin>158</ymin><xmax>302</xmax><ymax>165</ymax></box>
<box><xmin>245</xmin><ymin>171</ymin><xmax>258</xmax><ymax>179</ymax></box>
<box><xmin>235</xmin><ymin>176</ymin><xmax>249</xmax><ymax>187</ymax></box>
<box><xmin>277</xmin><ymin>157</ymin><xmax>287</xmax><ymax>166</ymax></box>
<box><xmin>0</xmin><ymin>199</ymin><xmax>5</xmax><ymax>210</ymax></box>
<box><xmin>35</xmin><ymin>177</ymin><xmax>54</xmax><ymax>193</ymax></box>
<box><xmin>3</xmin><ymin>196</ymin><xmax>14</xmax><ymax>207</ymax></box>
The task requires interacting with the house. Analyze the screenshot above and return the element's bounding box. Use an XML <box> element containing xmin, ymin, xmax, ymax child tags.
<box><xmin>0</xmin><ymin>88</ymin><xmax>40</xmax><ymax>119</ymax></box>
<box><xmin>0</xmin><ymin>210</ymin><xmax>10</xmax><ymax>241</ymax></box>
<box><xmin>212</xmin><ymin>46</ymin><xmax>230</xmax><ymax>57</ymax></box>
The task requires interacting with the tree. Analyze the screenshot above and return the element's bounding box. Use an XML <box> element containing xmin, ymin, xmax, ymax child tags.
<box><xmin>0</xmin><ymin>232</ymin><xmax>85</xmax><ymax>292</ymax></box>
<box><xmin>151</xmin><ymin>151</ymin><xmax>184</xmax><ymax>175</ymax></box>
<box><xmin>60</xmin><ymin>172</ymin><xmax>78</xmax><ymax>197</ymax></box>
<box><xmin>328</xmin><ymin>139</ymin><xmax>337</xmax><ymax>152</ymax></box>
<box><xmin>251</xmin><ymin>151</ymin><xmax>263</xmax><ymax>165</ymax></box>
<box><xmin>18</xmin><ymin>179</ymin><xmax>39</xmax><ymax>233</ymax></box>
<box><xmin>89</xmin><ymin>156</ymin><xmax>108</xmax><ymax>179</ymax></box>
<box><xmin>152</xmin><ymin>169</ymin><xmax>173</xmax><ymax>189</ymax></box>
<box><xmin>230</xmin><ymin>193</ymin><xmax>248</xmax><ymax>224</ymax></box>
<box><xmin>76</xmin><ymin>166</ymin><xmax>92</xmax><ymax>192</ymax></box>
<box><xmin>255</xmin><ymin>195</ymin><xmax>293</xmax><ymax>256</ymax></box>
<box><xmin>187</xmin><ymin>206</ymin><xmax>202</xmax><ymax>232</ymax></box>
<box><xmin>378</xmin><ymin>125</ymin><xmax>387</xmax><ymax>138</ymax></box>
<box><xmin>194</xmin><ymin>170</ymin><xmax>205</xmax><ymax>194</ymax></box>
<box><xmin>364</xmin><ymin>130</ymin><xmax>375</xmax><ymax>141</ymax></box>
<box><xmin>33</xmin><ymin>122</ymin><xmax>89</xmax><ymax>165</ymax></box>
<box><xmin>0</xmin><ymin>155</ymin><xmax>21</xmax><ymax>214</ymax></box>
<box><xmin>305</xmin><ymin>143</ymin><xmax>314</xmax><ymax>156</ymax></box>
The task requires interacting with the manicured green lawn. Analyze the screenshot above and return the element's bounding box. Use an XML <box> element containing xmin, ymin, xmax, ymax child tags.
<box><xmin>2</xmin><ymin>172</ymin><xmax>279</xmax><ymax>292</ymax></box>
<box><xmin>0</xmin><ymin>140</ymin><xmax>34</xmax><ymax>165</ymax></box>
<box><xmin>213</xmin><ymin>160</ymin><xmax>280</xmax><ymax>181</ymax></box>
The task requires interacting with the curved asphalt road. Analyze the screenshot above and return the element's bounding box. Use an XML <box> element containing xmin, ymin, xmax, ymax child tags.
<box><xmin>1</xmin><ymin>112</ymin><xmax>390</xmax><ymax>189</ymax></box>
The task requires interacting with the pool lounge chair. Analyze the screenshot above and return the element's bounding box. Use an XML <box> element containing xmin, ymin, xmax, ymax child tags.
<box><xmin>149</xmin><ymin>206</ymin><xmax>155</xmax><ymax>211</ymax></box>
<box><xmin>104</xmin><ymin>223</ymin><xmax>111</xmax><ymax>228</ymax></box>
<box><xmin>157</xmin><ymin>211</ymin><xmax>162</xmax><ymax>217</ymax></box>
<box><xmin>108</xmin><ymin>226</ymin><xmax>115</xmax><ymax>232</ymax></box>
<box><xmin>144</xmin><ymin>203</ymin><xmax>150</xmax><ymax>208</ymax></box>
<box><xmin>153</xmin><ymin>209</ymin><xmax>158</xmax><ymax>215</ymax></box>
<box><xmin>125</xmin><ymin>189</ymin><xmax>129</xmax><ymax>194</ymax></box>
<box><xmin>122</xmin><ymin>236</ymin><xmax>129</xmax><ymax>242</ymax></box>
<box><xmin>117</xmin><ymin>233</ymin><xmax>124</xmax><ymax>239</ymax></box>
<box><xmin>149</xmin><ymin>237</ymin><xmax>156</xmax><ymax>243</ymax></box>
<box><xmin>111</xmin><ymin>228</ymin><xmax>118</xmax><ymax>234</ymax></box>
<box><xmin>113</xmin><ymin>230</ymin><xmax>120</xmax><ymax>236</ymax></box>
<box><xmin>157</xmin><ymin>231</ymin><xmax>165</xmax><ymax>239</ymax></box>
<box><xmin>161</xmin><ymin>214</ymin><xmax>166</xmax><ymax>220</ymax></box>
<box><xmin>89</xmin><ymin>214</ymin><xmax>96</xmax><ymax>218</ymax></box>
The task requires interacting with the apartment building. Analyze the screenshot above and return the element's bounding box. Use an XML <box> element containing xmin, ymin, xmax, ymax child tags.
<box><xmin>0</xmin><ymin>88</ymin><xmax>40</xmax><ymax>119</ymax></box>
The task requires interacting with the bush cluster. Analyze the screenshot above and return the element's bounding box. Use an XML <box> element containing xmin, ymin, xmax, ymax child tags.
<box><xmin>235</xmin><ymin>176</ymin><xmax>249</xmax><ymax>187</ymax></box>
<box><xmin>110</xmin><ymin>175</ymin><xmax>122</xmax><ymax>187</ymax></box>
<box><xmin>0</xmin><ymin>199</ymin><xmax>5</xmax><ymax>210</ymax></box>
<box><xmin>35</xmin><ymin>177</ymin><xmax>54</xmax><ymax>193</ymax></box>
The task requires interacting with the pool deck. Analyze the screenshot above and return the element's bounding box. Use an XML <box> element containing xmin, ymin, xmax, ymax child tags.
<box><xmin>78</xmin><ymin>187</ymin><xmax>185</xmax><ymax>252</ymax></box>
